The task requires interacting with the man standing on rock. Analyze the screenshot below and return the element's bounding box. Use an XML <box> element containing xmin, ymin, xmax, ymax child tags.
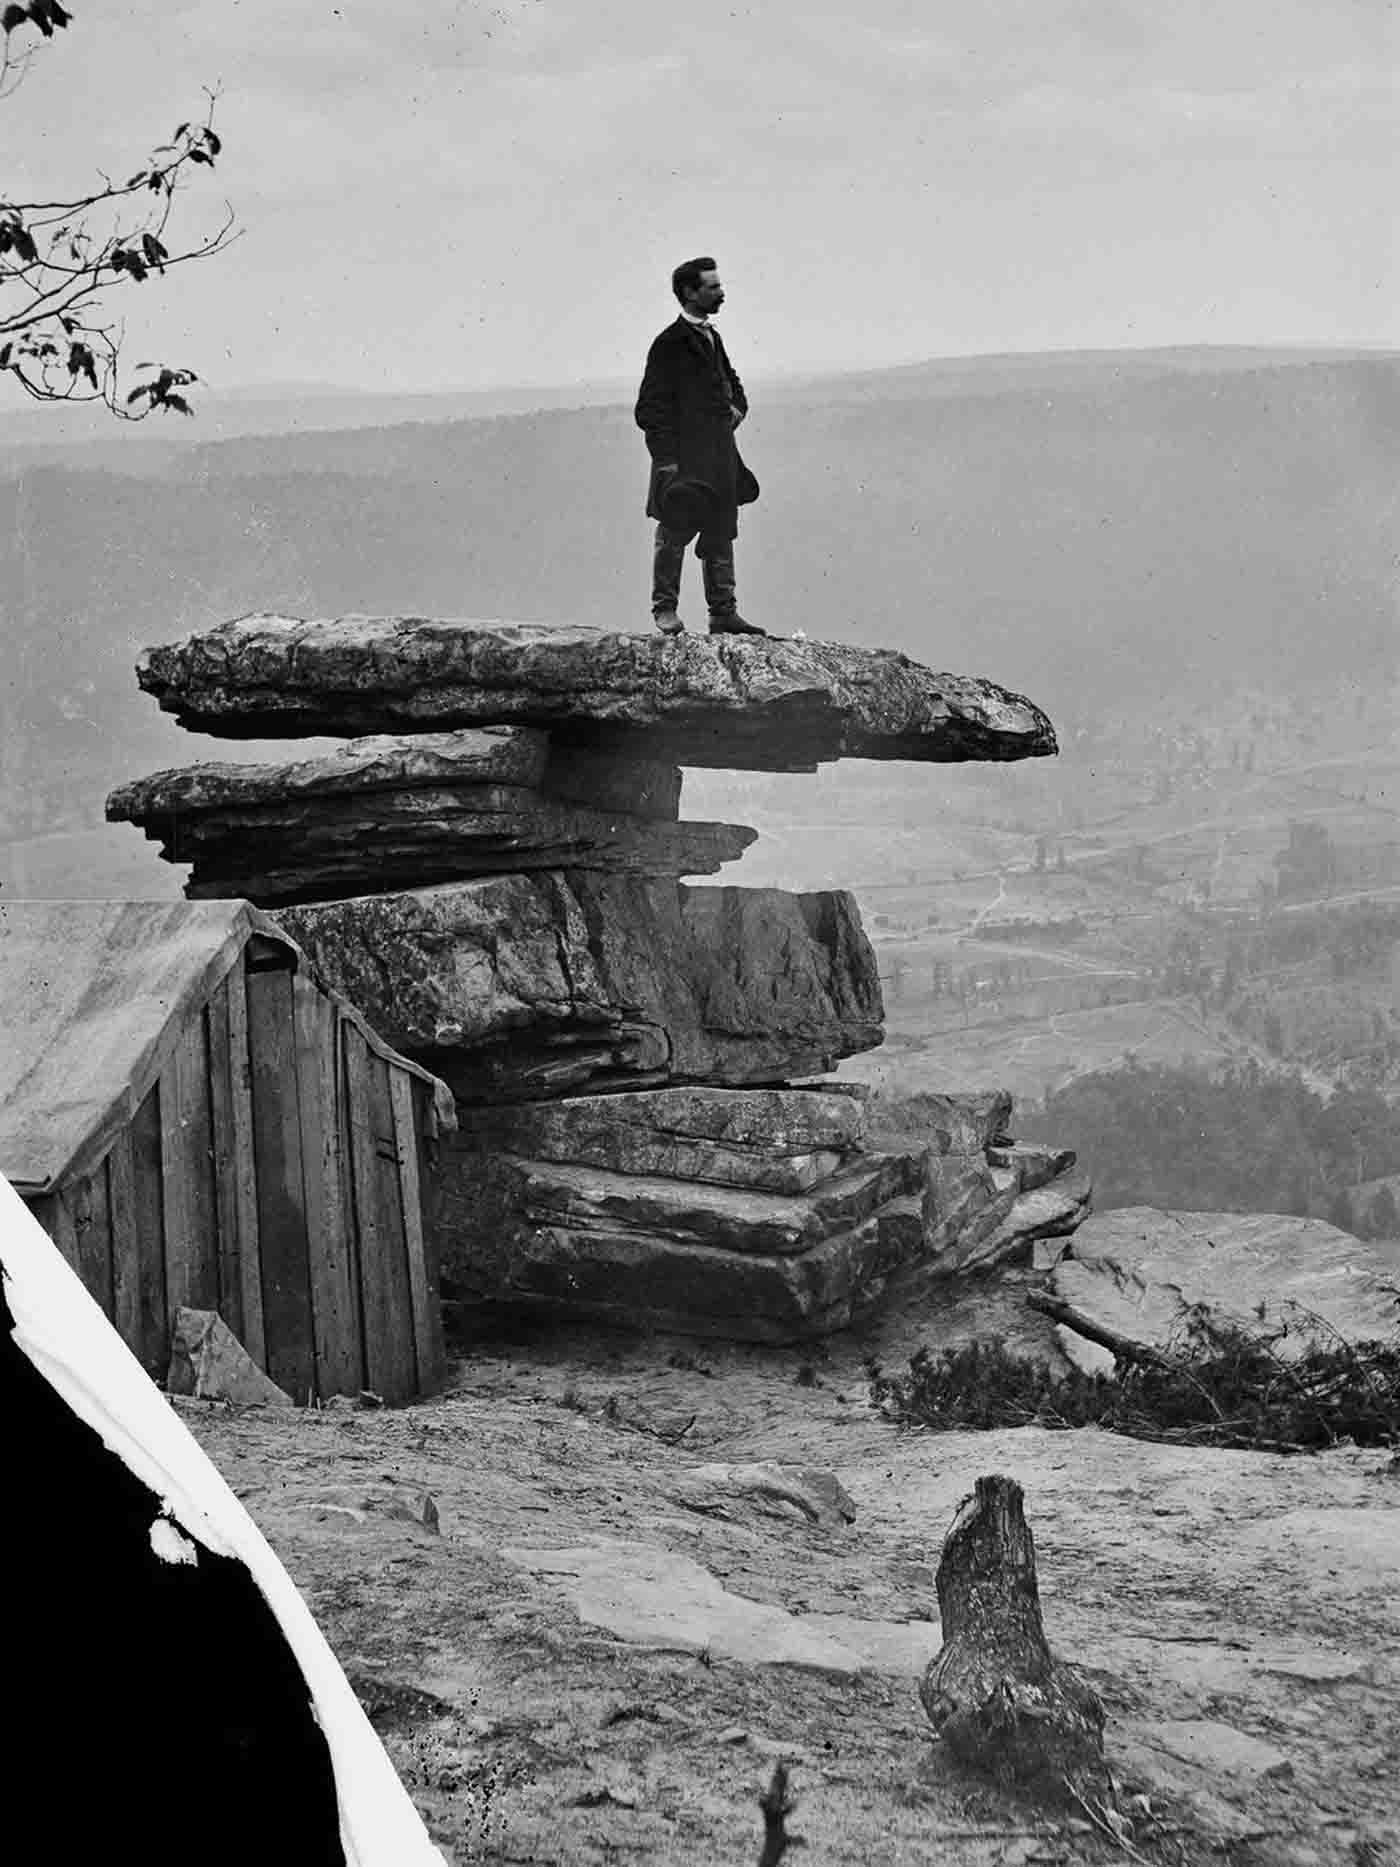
<box><xmin>635</xmin><ymin>257</ymin><xmax>767</xmax><ymax>637</ymax></box>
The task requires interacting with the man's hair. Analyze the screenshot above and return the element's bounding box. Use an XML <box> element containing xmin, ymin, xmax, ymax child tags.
<box><xmin>672</xmin><ymin>256</ymin><xmax>717</xmax><ymax>304</ymax></box>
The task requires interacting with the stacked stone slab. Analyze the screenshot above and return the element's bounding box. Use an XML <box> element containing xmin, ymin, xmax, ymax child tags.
<box><xmin>432</xmin><ymin>1084</ymin><xmax>927</xmax><ymax>1339</ymax></box>
<box><xmin>108</xmin><ymin>727</ymin><xmax>753</xmax><ymax>905</ymax></box>
<box><xmin>109</xmin><ymin>612</ymin><xmax>1086</xmax><ymax>1341</ymax></box>
<box><xmin>271</xmin><ymin>876</ymin><xmax>883</xmax><ymax>1100</ymax></box>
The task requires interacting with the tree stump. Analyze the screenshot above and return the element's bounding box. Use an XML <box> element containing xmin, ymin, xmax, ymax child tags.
<box><xmin>919</xmin><ymin>1474</ymin><xmax>1105</xmax><ymax>1795</ymax></box>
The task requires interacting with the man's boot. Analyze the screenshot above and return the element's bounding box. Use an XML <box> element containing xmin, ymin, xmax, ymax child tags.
<box><xmin>700</xmin><ymin>535</ymin><xmax>765</xmax><ymax>636</ymax></box>
<box><xmin>653</xmin><ymin>609</ymin><xmax>685</xmax><ymax>635</ymax></box>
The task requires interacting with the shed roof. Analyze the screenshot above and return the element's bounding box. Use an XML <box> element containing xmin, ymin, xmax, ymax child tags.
<box><xmin>0</xmin><ymin>900</ymin><xmax>453</xmax><ymax>1196</ymax></box>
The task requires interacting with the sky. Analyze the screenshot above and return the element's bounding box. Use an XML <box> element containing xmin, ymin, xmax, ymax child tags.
<box><xmin>4</xmin><ymin>0</ymin><xmax>1398</xmax><ymax>393</ymax></box>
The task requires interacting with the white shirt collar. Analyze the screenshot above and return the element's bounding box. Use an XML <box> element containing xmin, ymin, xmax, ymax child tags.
<box><xmin>678</xmin><ymin>308</ymin><xmax>712</xmax><ymax>328</ymax></box>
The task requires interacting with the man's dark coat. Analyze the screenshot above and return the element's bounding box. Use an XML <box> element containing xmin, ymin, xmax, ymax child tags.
<box><xmin>635</xmin><ymin>317</ymin><xmax>759</xmax><ymax>542</ymax></box>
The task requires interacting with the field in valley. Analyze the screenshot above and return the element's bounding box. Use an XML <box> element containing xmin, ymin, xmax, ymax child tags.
<box><xmin>693</xmin><ymin>704</ymin><xmax>1400</xmax><ymax>1132</ymax></box>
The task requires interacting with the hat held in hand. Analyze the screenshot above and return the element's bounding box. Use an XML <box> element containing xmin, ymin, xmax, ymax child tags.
<box><xmin>657</xmin><ymin>473</ymin><xmax>720</xmax><ymax>535</ymax></box>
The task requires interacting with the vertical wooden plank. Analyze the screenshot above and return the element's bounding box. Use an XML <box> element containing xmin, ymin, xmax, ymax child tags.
<box><xmin>130</xmin><ymin>1083</ymin><xmax>168</xmax><ymax>1380</ymax></box>
<box><xmin>414</xmin><ymin>1081</ymin><xmax>449</xmax><ymax>1381</ymax></box>
<box><xmin>367</xmin><ymin>1050</ymin><xmax>417</xmax><ymax>1403</ymax></box>
<box><xmin>225</xmin><ymin>956</ymin><xmax>265</xmax><ymax>1367</ymax></box>
<box><xmin>390</xmin><ymin>1069</ymin><xmax>443</xmax><ymax>1394</ymax></box>
<box><xmin>71</xmin><ymin>1163</ymin><xmax>114</xmax><ymax>1321</ymax></box>
<box><xmin>295</xmin><ymin>980</ymin><xmax>362</xmax><ymax>1399</ymax></box>
<box><xmin>205</xmin><ymin>973</ymin><xmax>245</xmax><ymax>1345</ymax></box>
<box><xmin>342</xmin><ymin>1023</ymin><xmax>381</xmax><ymax>1392</ymax></box>
<box><xmin>246</xmin><ymin>964</ymin><xmax>315</xmax><ymax>1402</ymax></box>
<box><xmin>159</xmin><ymin>1012</ymin><xmax>220</xmax><ymax>1326</ymax></box>
<box><xmin>343</xmin><ymin>1025</ymin><xmax>416</xmax><ymax>1404</ymax></box>
<box><xmin>337</xmin><ymin>1024</ymin><xmax>361</xmax><ymax>1381</ymax></box>
<box><xmin>107</xmin><ymin>1126</ymin><xmax>142</xmax><ymax>1358</ymax></box>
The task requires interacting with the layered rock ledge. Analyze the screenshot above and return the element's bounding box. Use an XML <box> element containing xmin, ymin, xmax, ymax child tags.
<box><xmin>134</xmin><ymin>614</ymin><xmax>1059</xmax><ymax>771</ymax></box>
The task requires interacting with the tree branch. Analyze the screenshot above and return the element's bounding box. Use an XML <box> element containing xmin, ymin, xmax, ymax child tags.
<box><xmin>2</xmin><ymin>53</ymin><xmax>234</xmax><ymax>417</ymax></box>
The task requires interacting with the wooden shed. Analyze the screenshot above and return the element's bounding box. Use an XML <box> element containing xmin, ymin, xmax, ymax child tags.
<box><xmin>0</xmin><ymin>900</ymin><xmax>456</xmax><ymax>1405</ymax></box>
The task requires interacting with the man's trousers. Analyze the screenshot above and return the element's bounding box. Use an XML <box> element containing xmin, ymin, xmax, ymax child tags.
<box><xmin>651</xmin><ymin>526</ymin><xmax>738</xmax><ymax>620</ymax></box>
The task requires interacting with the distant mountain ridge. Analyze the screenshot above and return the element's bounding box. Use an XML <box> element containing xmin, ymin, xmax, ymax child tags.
<box><xmin>764</xmin><ymin>342</ymin><xmax>1400</xmax><ymax>403</ymax></box>
<box><xmin>0</xmin><ymin>377</ymin><xmax>637</xmax><ymax>472</ymax></box>
<box><xmin>3</xmin><ymin>342</ymin><xmax>1394</xmax><ymax>468</ymax></box>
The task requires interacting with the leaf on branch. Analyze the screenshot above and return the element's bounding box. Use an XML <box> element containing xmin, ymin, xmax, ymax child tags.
<box><xmin>22</xmin><ymin>0</ymin><xmax>72</xmax><ymax>36</ymax></box>
<box><xmin>67</xmin><ymin>342</ymin><xmax>98</xmax><ymax>390</ymax></box>
<box><xmin>204</xmin><ymin>129</ymin><xmax>223</xmax><ymax>155</ymax></box>
<box><xmin>141</xmin><ymin>232</ymin><xmax>168</xmax><ymax>272</ymax></box>
<box><xmin>148</xmin><ymin>172</ymin><xmax>167</xmax><ymax>194</ymax></box>
<box><xmin>0</xmin><ymin>220</ymin><xmax>39</xmax><ymax>265</ymax></box>
<box><xmin>0</xmin><ymin>343</ymin><xmax>12</xmax><ymax>371</ymax></box>
<box><xmin>127</xmin><ymin>172</ymin><xmax>149</xmax><ymax>189</ymax></box>
<box><xmin>1</xmin><ymin>3</ymin><xmax>28</xmax><ymax>31</ymax></box>
<box><xmin>129</xmin><ymin>364</ymin><xmax>200</xmax><ymax>416</ymax></box>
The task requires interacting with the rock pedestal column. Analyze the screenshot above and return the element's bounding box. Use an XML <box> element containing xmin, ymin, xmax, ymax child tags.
<box><xmin>110</xmin><ymin>613</ymin><xmax>1086</xmax><ymax>1341</ymax></box>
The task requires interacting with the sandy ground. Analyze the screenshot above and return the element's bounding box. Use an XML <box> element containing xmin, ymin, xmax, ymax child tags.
<box><xmin>180</xmin><ymin>1274</ymin><xmax>1400</xmax><ymax>1867</ymax></box>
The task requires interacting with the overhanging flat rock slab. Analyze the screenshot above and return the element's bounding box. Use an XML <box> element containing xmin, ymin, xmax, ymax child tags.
<box><xmin>135</xmin><ymin>614</ymin><xmax>1058</xmax><ymax>771</ymax></box>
